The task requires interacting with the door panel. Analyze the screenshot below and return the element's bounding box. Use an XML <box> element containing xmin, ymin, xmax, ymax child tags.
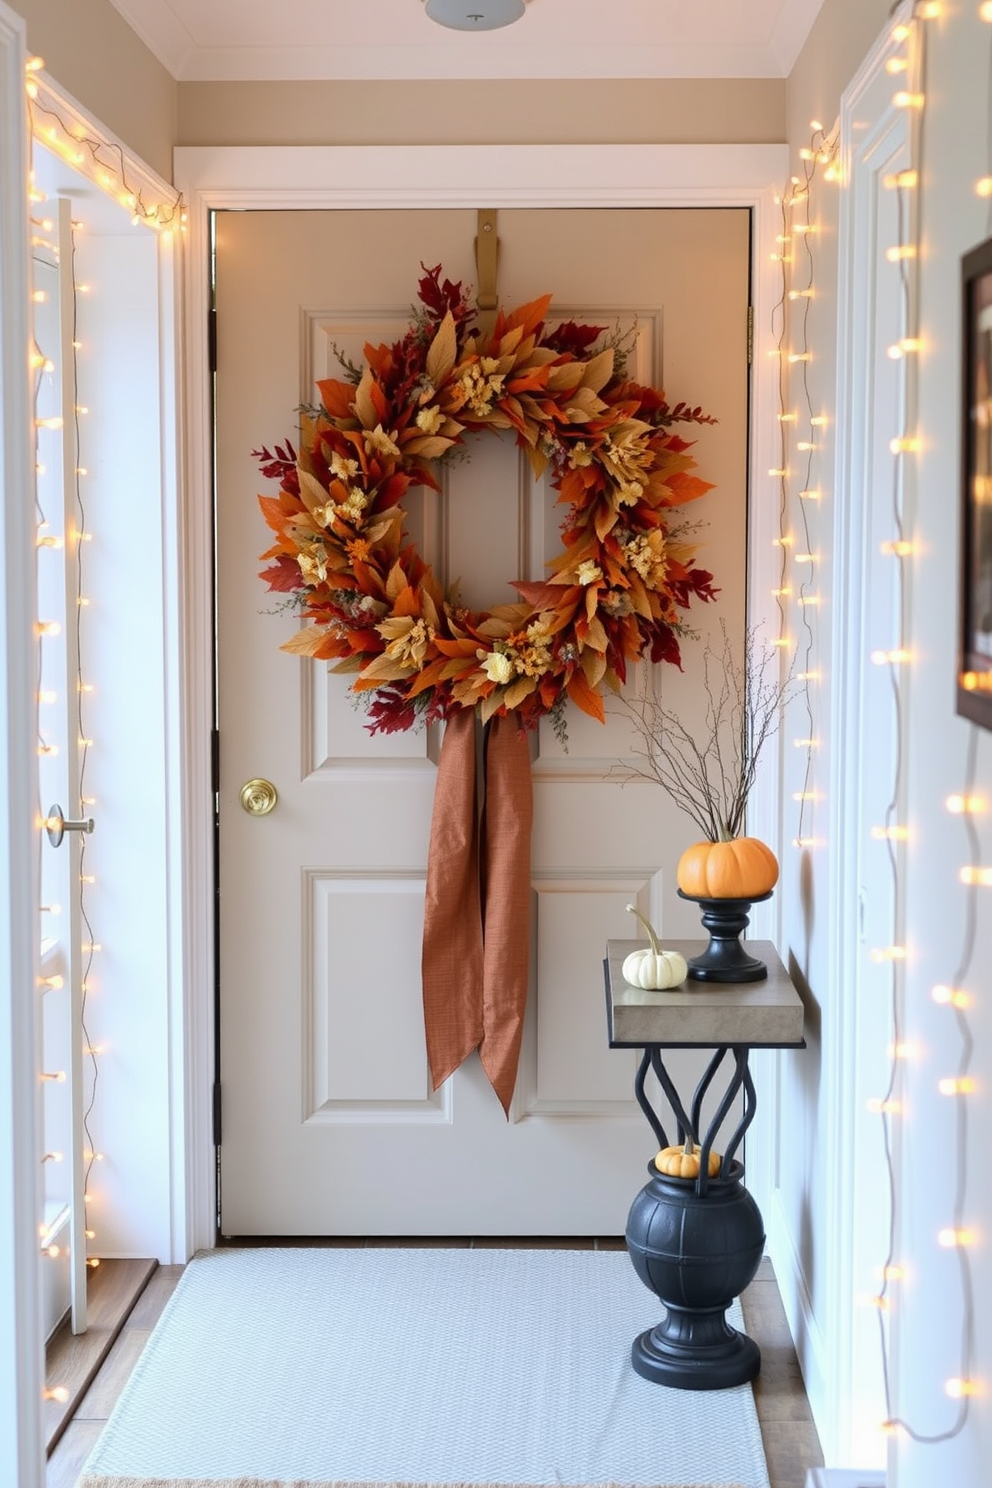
<box><xmin>215</xmin><ymin>207</ymin><xmax>750</xmax><ymax>1234</ymax></box>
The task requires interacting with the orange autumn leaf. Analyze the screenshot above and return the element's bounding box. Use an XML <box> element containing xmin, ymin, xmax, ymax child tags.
<box><xmin>566</xmin><ymin>666</ymin><xmax>606</xmax><ymax>723</ymax></box>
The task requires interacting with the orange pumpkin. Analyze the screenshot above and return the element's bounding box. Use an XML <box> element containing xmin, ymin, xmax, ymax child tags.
<box><xmin>676</xmin><ymin>836</ymin><xmax>779</xmax><ymax>900</ymax></box>
<box><xmin>654</xmin><ymin>1141</ymin><xmax>721</xmax><ymax>1180</ymax></box>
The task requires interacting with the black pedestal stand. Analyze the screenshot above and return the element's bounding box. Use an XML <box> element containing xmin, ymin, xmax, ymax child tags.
<box><xmin>625</xmin><ymin>1043</ymin><xmax>765</xmax><ymax>1389</ymax></box>
<box><xmin>677</xmin><ymin>889</ymin><xmax>773</xmax><ymax>982</ymax></box>
<box><xmin>626</xmin><ymin>1160</ymin><xmax>764</xmax><ymax>1389</ymax></box>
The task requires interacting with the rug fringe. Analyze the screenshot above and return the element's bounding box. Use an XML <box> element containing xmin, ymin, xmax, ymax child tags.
<box><xmin>78</xmin><ymin>1479</ymin><xmax>752</xmax><ymax>1488</ymax></box>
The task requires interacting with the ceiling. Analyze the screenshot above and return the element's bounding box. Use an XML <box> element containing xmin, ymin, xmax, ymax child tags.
<box><xmin>107</xmin><ymin>0</ymin><xmax>827</xmax><ymax>83</ymax></box>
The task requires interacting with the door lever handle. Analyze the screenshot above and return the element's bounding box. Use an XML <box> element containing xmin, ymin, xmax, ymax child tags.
<box><xmin>45</xmin><ymin>804</ymin><xmax>95</xmax><ymax>848</ymax></box>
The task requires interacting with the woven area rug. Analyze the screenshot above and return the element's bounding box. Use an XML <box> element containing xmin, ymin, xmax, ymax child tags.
<box><xmin>78</xmin><ymin>1247</ymin><xmax>771</xmax><ymax>1488</ymax></box>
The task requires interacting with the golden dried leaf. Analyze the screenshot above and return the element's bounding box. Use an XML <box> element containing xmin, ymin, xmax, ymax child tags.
<box><xmin>476</xmin><ymin>616</ymin><xmax>516</xmax><ymax>639</ymax></box>
<box><xmin>356</xmin><ymin>653</ymin><xmax>415</xmax><ymax>684</ymax></box>
<box><xmin>485</xmin><ymin>410</ymin><xmax>516</xmax><ymax>430</ymax></box>
<box><xmin>404</xmin><ymin>435</ymin><xmax>456</xmax><ymax>460</ymax></box>
<box><xmin>281</xmin><ymin>625</ymin><xmax>333</xmax><ymax>657</ymax></box>
<box><xmin>386</xmin><ymin>561</ymin><xmax>407</xmax><ymax>602</ymax></box>
<box><xmin>546</xmin><ymin>362</ymin><xmax>586</xmax><ymax>392</ymax></box>
<box><xmin>595</xmin><ymin>505</ymin><xmax>618</xmax><ymax>542</ymax></box>
<box><xmin>354</xmin><ymin>368</ymin><xmax>378</xmax><ymax>428</ymax></box>
<box><xmin>580</xmin><ymin>348</ymin><xmax>616</xmax><ymax>393</ymax></box>
<box><xmin>526</xmin><ymin>445</ymin><xmax>550</xmax><ymax>480</ymax></box>
<box><xmin>584</xmin><ymin>613</ymin><xmax>609</xmax><ymax>653</ymax></box>
<box><xmin>581</xmin><ymin>647</ymin><xmax>608</xmax><ymax>689</ymax></box>
<box><xmin>479</xmin><ymin>690</ymin><xmax>505</xmax><ymax>724</ymax></box>
<box><xmin>363</xmin><ymin>508</ymin><xmax>404</xmax><ymax>543</ymax></box>
<box><xmin>426</xmin><ymin>312</ymin><xmax>458</xmax><ymax>387</ymax></box>
<box><xmin>297</xmin><ymin>469</ymin><xmax>330</xmax><ymax>516</ymax></box>
<box><xmin>421</xmin><ymin>588</ymin><xmax>441</xmax><ymax>631</ymax></box>
<box><xmin>503</xmin><ymin>675</ymin><xmax>538</xmax><ymax>710</ymax></box>
<box><xmin>497</xmin><ymin>325</ymin><xmax>525</xmax><ymax>359</ymax></box>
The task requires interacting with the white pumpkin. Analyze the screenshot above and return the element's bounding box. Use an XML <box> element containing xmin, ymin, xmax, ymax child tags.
<box><xmin>621</xmin><ymin>904</ymin><xmax>688</xmax><ymax>989</ymax></box>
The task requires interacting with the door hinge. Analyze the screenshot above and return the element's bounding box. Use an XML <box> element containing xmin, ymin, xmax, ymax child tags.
<box><xmin>208</xmin><ymin>306</ymin><xmax>218</xmax><ymax>374</ymax></box>
<box><xmin>212</xmin><ymin>1082</ymin><xmax>222</xmax><ymax>1146</ymax></box>
<box><xmin>211</xmin><ymin>728</ymin><xmax>220</xmax><ymax>794</ymax></box>
<box><xmin>747</xmin><ymin>305</ymin><xmax>754</xmax><ymax>365</ymax></box>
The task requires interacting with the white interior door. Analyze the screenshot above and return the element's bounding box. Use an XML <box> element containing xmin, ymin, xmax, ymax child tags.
<box><xmin>214</xmin><ymin>207</ymin><xmax>750</xmax><ymax>1234</ymax></box>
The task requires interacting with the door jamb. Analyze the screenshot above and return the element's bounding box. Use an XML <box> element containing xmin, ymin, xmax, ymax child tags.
<box><xmin>173</xmin><ymin>141</ymin><xmax>789</xmax><ymax>1255</ymax></box>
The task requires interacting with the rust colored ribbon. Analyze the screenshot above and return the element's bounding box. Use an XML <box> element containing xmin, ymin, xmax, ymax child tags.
<box><xmin>422</xmin><ymin>710</ymin><xmax>533</xmax><ymax>1117</ymax></box>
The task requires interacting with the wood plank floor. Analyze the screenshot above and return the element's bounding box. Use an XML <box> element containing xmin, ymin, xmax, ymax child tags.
<box><xmin>47</xmin><ymin>1242</ymin><xmax>822</xmax><ymax>1488</ymax></box>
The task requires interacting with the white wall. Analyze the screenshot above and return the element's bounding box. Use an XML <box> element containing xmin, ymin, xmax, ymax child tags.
<box><xmin>70</xmin><ymin>224</ymin><xmax>178</xmax><ymax>1259</ymax></box>
<box><xmin>775</xmin><ymin>3</ymin><xmax>992</xmax><ymax>1483</ymax></box>
<box><xmin>892</xmin><ymin>7</ymin><xmax>991</xmax><ymax>1485</ymax></box>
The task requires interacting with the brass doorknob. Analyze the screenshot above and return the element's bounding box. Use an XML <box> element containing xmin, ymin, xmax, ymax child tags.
<box><xmin>239</xmin><ymin>778</ymin><xmax>278</xmax><ymax>816</ymax></box>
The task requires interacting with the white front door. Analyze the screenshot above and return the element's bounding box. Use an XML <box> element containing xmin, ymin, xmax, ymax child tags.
<box><xmin>214</xmin><ymin>207</ymin><xmax>750</xmax><ymax>1235</ymax></box>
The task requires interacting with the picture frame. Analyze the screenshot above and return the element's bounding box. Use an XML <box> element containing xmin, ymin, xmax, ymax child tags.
<box><xmin>958</xmin><ymin>237</ymin><xmax>992</xmax><ymax>729</ymax></box>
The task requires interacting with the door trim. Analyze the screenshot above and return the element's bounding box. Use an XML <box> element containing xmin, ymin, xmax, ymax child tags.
<box><xmin>174</xmin><ymin>141</ymin><xmax>789</xmax><ymax>1254</ymax></box>
<box><xmin>824</xmin><ymin>11</ymin><xmax>915</xmax><ymax>1464</ymax></box>
<box><xmin>1</xmin><ymin>6</ymin><xmax>46</xmax><ymax>1485</ymax></box>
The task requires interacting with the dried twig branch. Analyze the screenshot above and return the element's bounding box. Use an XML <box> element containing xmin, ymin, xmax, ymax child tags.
<box><xmin>610</xmin><ymin>622</ymin><xmax>794</xmax><ymax>842</ymax></box>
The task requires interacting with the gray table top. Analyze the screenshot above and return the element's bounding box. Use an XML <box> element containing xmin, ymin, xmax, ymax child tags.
<box><xmin>605</xmin><ymin>939</ymin><xmax>806</xmax><ymax>1049</ymax></box>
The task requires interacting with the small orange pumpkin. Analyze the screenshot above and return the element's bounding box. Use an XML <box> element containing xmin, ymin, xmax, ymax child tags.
<box><xmin>654</xmin><ymin>1140</ymin><xmax>721</xmax><ymax>1180</ymax></box>
<box><xmin>676</xmin><ymin>836</ymin><xmax>779</xmax><ymax>900</ymax></box>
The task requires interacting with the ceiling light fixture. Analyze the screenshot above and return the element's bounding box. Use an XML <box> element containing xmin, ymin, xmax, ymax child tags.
<box><xmin>425</xmin><ymin>0</ymin><xmax>526</xmax><ymax>31</ymax></box>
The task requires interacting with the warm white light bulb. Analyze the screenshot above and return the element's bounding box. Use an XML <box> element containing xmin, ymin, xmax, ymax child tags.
<box><xmin>938</xmin><ymin>1227</ymin><xmax>975</xmax><ymax>1248</ymax></box>
<box><xmin>870</xmin><ymin>946</ymin><xmax>907</xmax><ymax>962</ymax></box>
<box><xmin>932</xmin><ymin>984</ymin><xmax>971</xmax><ymax>1009</ymax></box>
<box><xmin>946</xmin><ymin>794</ymin><xmax>984</xmax><ymax>814</ymax></box>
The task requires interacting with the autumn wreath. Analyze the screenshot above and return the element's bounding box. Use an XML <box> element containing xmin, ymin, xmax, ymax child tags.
<box><xmin>255</xmin><ymin>264</ymin><xmax>719</xmax><ymax>735</ymax></box>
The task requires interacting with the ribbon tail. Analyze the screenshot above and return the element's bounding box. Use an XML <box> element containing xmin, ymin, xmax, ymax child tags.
<box><xmin>479</xmin><ymin>711</ymin><xmax>533</xmax><ymax>1118</ymax></box>
<box><xmin>422</xmin><ymin>710</ymin><xmax>484</xmax><ymax>1092</ymax></box>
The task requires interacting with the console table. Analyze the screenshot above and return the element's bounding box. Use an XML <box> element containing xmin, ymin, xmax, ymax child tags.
<box><xmin>605</xmin><ymin>938</ymin><xmax>805</xmax><ymax>1390</ymax></box>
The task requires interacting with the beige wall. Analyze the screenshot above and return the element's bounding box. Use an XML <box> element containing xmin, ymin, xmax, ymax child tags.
<box><xmin>787</xmin><ymin>0</ymin><xmax>890</xmax><ymax>143</ymax></box>
<box><xmin>8</xmin><ymin>0</ymin><xmax>787</xmax><ymax>174</ymax></box>
<box><xmin>176</xmin><ymin>76</ymin><xmax>785</xmax><ymax>147</ymax></box>
<box><xmin>10</xmin><ymin>0</ymin><xmax>175</xmax><ymax>180</ymax></box>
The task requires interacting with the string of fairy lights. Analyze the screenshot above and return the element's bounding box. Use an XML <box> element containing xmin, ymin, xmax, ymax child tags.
<box><xmin>27</xmin><ymin>51</ymin><xmax>186</xmax><ymax>1392</ymax></box>
<box><xmin>33</xmin><ymin>203</ymin><xmax>104</xmax><ymax>1280</ymax></box>
<box><xmin>23</xmin><ymin>52</ymin><xmax>182</xmax><ymax>1403</ymax></box>
<box><xmin>770</xmin><ymin>124</ymin><xmax>838</xmax><ymax>858</ymax></box>
<box><xmin>772</xmin><ymin>0</ymin><xmax>984</xmax><ymax>1450</ymax></box>
<box><xmin>25</xmin><ymin>56</ymin><xmax>186</xmax><ymax>235</ymax></box>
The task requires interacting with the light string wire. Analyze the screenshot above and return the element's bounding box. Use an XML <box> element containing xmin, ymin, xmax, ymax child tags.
<box><xmin>25</xmin><ymin>58</ymin><xmax>185</xmax><ymax>233</ymax></box>
<box><xmin>32</xmin><ymin>236</ymin><xmax>65</xmax><ymax>1235</ymax></box>
<box><xmin>68</xmin><ymin>219</ymin><xmax>102</xmax><ymax>1220</ymax></box>
<box><xmin>771</xmin><ymin>126</ymin><xmax>838</xmax><ymax>853</ymax></box>
<box><xmin>873</xmin><ymin>0</ymin><xmax>977</xmax><ymax>1443</ymax></box>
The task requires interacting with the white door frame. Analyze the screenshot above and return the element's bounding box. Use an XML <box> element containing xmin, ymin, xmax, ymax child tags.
<box><xmin>1</xmin><ymin>5</ymin><xmax>45</xmax><ymax>1486</ymax></box>
<box><xmin>826</xmin><ymin>7</ymin><xmax>915</xmax><ymax>1465</ymax></box>
<box><xmin>174</xmin><ymin>141</ymin><xmax>790</xmax><ymax>1254</ymax></box>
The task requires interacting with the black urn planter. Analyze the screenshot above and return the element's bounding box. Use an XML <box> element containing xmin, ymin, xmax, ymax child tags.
<box><xmin>625</xmin><ymin>1158</ymin><xmax>765</xmax><ymax>1389</ymax></box>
